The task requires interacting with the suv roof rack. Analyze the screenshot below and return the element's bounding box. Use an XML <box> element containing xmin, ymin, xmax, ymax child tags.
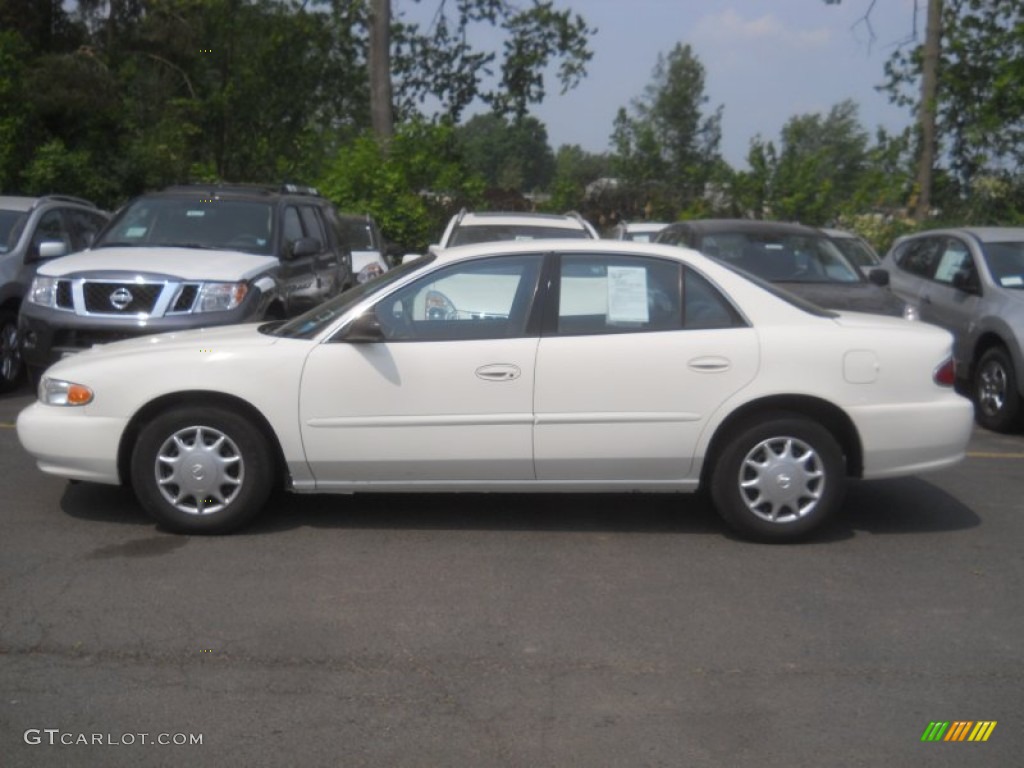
<box><xmin>160</xmin><ymin>183</ymin><xmax>322</xmax><ymax>198</ymax></box>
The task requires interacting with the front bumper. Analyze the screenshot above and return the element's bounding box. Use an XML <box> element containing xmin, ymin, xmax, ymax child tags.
<box><xmin>17</xmin><ymin>401</ymin><xmax>128</xmax><ymax>485</ymax></box>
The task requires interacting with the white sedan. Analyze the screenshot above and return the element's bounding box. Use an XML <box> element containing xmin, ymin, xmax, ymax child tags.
<box><xmin>17</xmin><ymin>240</ymin><xmax>974</xmax><ymax>541</ymax></box>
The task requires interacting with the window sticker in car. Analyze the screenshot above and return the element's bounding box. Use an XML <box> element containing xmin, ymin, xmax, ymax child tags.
<box><xmin>1001</xmin><ymin>275</ymin><xmax>1024</xmax><ymax>287</ymax></box>
<box><xmin>186</xmin><ymin>210</ymin><xmax>206</xmax><ymax>218</ymax></box>
<box><xmin>607</xmin><ymin>266</ymin><xmax>649</xmax><ymax>323</ymax></box>
<box><xmin>125</xmin><ymin>227</ymin><xmax>147</xmax><ymax>238</ymax></box>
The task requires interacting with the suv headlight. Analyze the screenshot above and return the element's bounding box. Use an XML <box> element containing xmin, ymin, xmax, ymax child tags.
<box><xmin>28</xmin><ymin>276</ymin><xmax>59</xmax><ymax>308</ymax></box>
<box><xmin>195</xmin><ymin>282</ymin><xmax>249</xmax><ymax>312</ymax></box>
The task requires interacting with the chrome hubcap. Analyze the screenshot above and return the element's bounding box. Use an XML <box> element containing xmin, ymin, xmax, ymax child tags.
<box><xmin>978</xmin><ymin>360</ymin><xmax>1007</xmax><ymax>417</ymax></box>
<box><xmin>738</xmin><ymin>436</ymin><xmax>824</xmax><ymax>523</ymax></box>
<box><xmin>1</xmin><ymin>321</ymin><xmax>20</xmax><ymax>383</ymax></box>
<box><xmin>154</xmin><ymin>426</ymin><xmax>243</xmax><ymax>515</ymax></box>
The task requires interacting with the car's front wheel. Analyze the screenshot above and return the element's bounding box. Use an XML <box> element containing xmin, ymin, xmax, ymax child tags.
<box><xmin>973</xmin><ymin>346</ymin><xmax>1022</xmax><ymax>433</ymax></box>
<box><xmin>710</xmin><ymin>415</ymin><xmax>845</xmax><ymax>542</ymax></box>
<box><xmin>130</xmin><ymin>406</ymin><xmax>274</xmax><ymax>534</ymax></box>
<box><xmin>0</xmin><ymin>310</ymin><xmax>24</xmax><ymax>393</ymax></box>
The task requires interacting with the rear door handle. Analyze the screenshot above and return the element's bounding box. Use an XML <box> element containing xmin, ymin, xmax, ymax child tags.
<box><xmin>688</xmin><ymin>356</ymin><xmax>731</xmax><ymax>373</ymax></box>
<box><xmin>476</xmin><ymin>364</ymin><xmax>522</xmax><ymax>382</ymax></box>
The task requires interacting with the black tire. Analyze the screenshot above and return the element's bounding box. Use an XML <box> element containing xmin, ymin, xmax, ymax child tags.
<box><xmin>0</xmin><ymin>310</ymin><xmax>24</xmax><ymax>394</ymax></box>
<box><xmin>130</xmin><ymin>406</ymin><xmax>274</xmax><ymax>534</ymax></box>
<box><xmin>710</xmin><ymin>415</ymin><xmax>845</xmax><ymax>542</ymax></box>
<box><xmin>972</xmin><ymin>346</ymin><xmax>1022</xmax><ymax>433</ymax></box>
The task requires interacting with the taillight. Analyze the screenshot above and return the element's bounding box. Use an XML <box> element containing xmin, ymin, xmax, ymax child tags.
<box><xmin>933</xmin><ymin>357</ymin><xmax>956</xmax><ymax>387</ymax></box>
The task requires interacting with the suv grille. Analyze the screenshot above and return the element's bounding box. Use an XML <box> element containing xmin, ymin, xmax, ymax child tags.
<box><xmin>83</xmin><ymin>282</ymin><xmax>163</xmax><ymax>314</ymax></box>
<box><xmin>170</xmin><ymin>284</ymin><xmax>199</xmax><ymax>313</ymax></box>
<box><xmin>56</xmin><ymin>281</ymin><xmax>74</xmax><ymax>309</ymax></box>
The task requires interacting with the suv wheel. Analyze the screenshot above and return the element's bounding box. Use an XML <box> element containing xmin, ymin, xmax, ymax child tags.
<box><xmin>973</xmin><ymin>346</ymin><xmax>1022</xmax><ymax>433</ymax></box>
<box><xmin>0</xmin><ymin>310</ymin><xmax>23</xmax><ymax>393</ymax></box>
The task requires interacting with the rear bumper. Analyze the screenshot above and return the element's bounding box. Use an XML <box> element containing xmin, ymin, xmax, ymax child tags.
<box><xmin>850</xmin><ymin>397</ymin><xmax>975</xmax><ymax>479</ymax></box>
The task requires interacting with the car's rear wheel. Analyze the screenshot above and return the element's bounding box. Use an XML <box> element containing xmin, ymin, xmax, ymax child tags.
<box><xmin>973</xmin><ymin>346</ymin><xmax>1022</xmax><ymax>433</ymax></box>
<box><xmin>130</xmin><ymin>406</ymin><xmax>274</xmax><ymax>534</ymax></box>
<box><xmin>710</xmin><ymin>415</ymin><xmax>845</xmax><ymax>542</ymax></box>
<box><xmin>0</xmin><ymin>310</ymin><xmax>24</xmax><ymax>393</ymax></box>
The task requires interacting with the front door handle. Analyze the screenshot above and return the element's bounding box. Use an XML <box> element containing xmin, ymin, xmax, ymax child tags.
<box><xmin>688</xmin><ymin>356</ymin><xmax>731</xmax><ymax>373</ymax></box>
<box><xmin>475</xmin><ymin>364</ymin><xmax>522</xmax><ymax>382</ymax></box>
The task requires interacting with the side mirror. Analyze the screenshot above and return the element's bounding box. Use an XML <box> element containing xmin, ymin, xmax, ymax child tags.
<box><xmin>952</xmin><ymin>269</ymin><xmax>980</xmax><ymax>294</ymax></box>
<box><xmin>36</xmin><ymin>241</ymin><xmax>69</xmax><ymax>260</ymax></box>
<box><xmin>867</xmin><ymin>268</ymin><xmax>890</xmax><ymax>287</ymax></box>
<box><xmin>288</xmin><ymin>237</ymin><xmax>321</xmax><ymax>260</ymax></box>
<box><xmin>343</xmin><ymin>311</ymin><xmax>386</xmax><ymax>343</ymax></box>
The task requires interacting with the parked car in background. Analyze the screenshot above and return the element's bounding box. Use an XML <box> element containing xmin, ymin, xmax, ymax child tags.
<box><xmin>657</xmin><ymin>219</ymin><xmax>914</xmax><ymax>319</ymax></box>
<box><xmin>18</xmin><ymin>239</ymin><xmax>972</xmax><ymax>542</ymax></box>
<box><xmin>881</xmin><ymin>227</ymin><xmax>1024</xmax><ymax>432</ymax></box>
<box><xmin>0</xmin><ymin>195</ymin><xmax>108</xmax><ymax>392</ymax></box>
<box><xmin>438</xmin><ymin>209</ymin><xmax>598</xmax><ymax>247</ymax></box>
<box><xmin>821</xmin><ymin>227</ymin><xmax>882</xmax><ymax>268</ymax></box>
<box><xmin>335</xmin><ymin>213</ymin><xmax>390</xmax><ymax>284</ymax></box>
<box><xmin>609</xmin><ymin>221</ymin><xmax>669</xmax><ymax>242</ymax></box>
<box><xmin>19</xmin><ymin>184</ymin><xmax>352</xmax><ymax>380</ymax></box>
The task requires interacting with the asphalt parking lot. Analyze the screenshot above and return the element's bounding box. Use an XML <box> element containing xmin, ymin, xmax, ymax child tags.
<box><xmin>1</xmin><ymin>383</ymin><xmax>1021</xmax><ymax>767</ymax></box>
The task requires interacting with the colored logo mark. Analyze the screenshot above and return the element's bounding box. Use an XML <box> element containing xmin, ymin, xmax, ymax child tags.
<box><xmin>921</xmin><ymin>721</ymin><xmax>997</xmax><ymax>742</ymax></box>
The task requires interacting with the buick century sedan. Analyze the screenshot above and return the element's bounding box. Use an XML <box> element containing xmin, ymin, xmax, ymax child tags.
<box><xmin>17</xmin><ymin>240</ymin><xmax>973</xmax><ymax>541</ymax></box>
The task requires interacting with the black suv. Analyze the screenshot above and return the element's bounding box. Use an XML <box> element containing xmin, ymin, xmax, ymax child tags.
<box><xmin>1</xmin><ymin>195</ymin><xmax>109</xmax><ymax>392</ymax></box>
<box><xmin>19</xmin><ymin>184</ymin><xmax>353</xmax><ymax>377</ymax></box>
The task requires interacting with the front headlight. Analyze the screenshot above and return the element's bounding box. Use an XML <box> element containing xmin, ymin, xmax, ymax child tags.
<box><xmin>903</xmin><ymin>303</ymin><xmax>920</xmax><ymax>322</ymax></box>
<box><xmin>28</xmin><ymin>276</ymin><xmax>59</xmax><ymax>308</ymax></box>
<box><xmin>195</xmin><ymin>282</ymin><xmax>249</xmax><ymax>312</ymax></box>
<box><xmin>39</xmin><ymin>377</ymin><xmax>94</xmax><ymax>406</ymax></box>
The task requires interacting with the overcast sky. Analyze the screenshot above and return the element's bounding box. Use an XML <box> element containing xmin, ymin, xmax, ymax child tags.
<box><xmin>395</xmin><ymin>0</ymin><xmax>922</xmax><ymax>169</ymax></box>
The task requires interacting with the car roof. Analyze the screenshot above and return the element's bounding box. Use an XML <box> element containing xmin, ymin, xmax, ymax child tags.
<box><xmin>820</xmin><ymin>228</ymin><xmax>861</xmax><ymax>239</ymax></box>
<box><xmin>0</xmin><ymin>196</ymin><xmax>38</xmax><ymax>212</ymax></box>
<box><xmin>153</xmin><ymin>184</ymin><xmax>325</xmax><ymax>203</ymax></box>
<box><xmin>458</xmin><ymin>211</ymin><xmax>589</xmax><ymax>229</ymax></box>
<box><xmin>0</xmin><ymin>195</ymin><xmax>99</xmax><ymax>212</ymax></box>
<box><xmin>668</xmin><ymin>219</ymin><xmax>824</xmax><ymax>237</ymax></box>
<box><xmin>624</xmin><ymin>222</ymin><xmax>669</xmax><ymax>233</ymax></box>
<box><xmin>432</xmin><ymin>237</ymin><xmax>702</xmax><ymax>266</ymax></box>
<box><xmin>905</xmin><ymin>226</ymin><xmax>1024</xmax><ymax>243</ymax></box>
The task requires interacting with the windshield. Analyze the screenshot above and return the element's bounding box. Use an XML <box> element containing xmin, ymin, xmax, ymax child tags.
<box><xmin>831</xmin><ymin>237</ymin><xmax>879</xmax><ymax>268</ymax></box>
<box><xmin>714</xmin><ymin>259</ymin><xmax>838</xmax><ymax>318</ymax></box>
<box><xmin>449</xmin><ymin>225</ymin><xmax>589</xmax><ymax>246</ymax></box>
<box><xmin>266</xmin><ymin>255</ymin><xmax>435</xmax><ymax>339</ymax></box>
<box><xmin>982</xmin><ymin>241</ymin><xmax>1024</xmax><ymax>289</ymax></box>
<box><xmin>95</xmin><ymin>196</ymin><xmax>275</xmax><ymax>254</ymax></box>
<box><xmin>0</xmin><ymin>210</ymin><xmax>27</xmax><ymax>254</ymax></box>
<box><xmin>697</xmin><ymin>231</ymin><xmax>862</xmax><ymax>284</ymax></box>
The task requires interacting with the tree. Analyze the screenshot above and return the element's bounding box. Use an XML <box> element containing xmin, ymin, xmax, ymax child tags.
<box><xmin>318</xmin><ymin>119</ymin><xmax>485</xmax><ymax>252</ymax></box>
<box><xmin>825</xmin><ymin>0</ymin><xmax>943</xmax><ymax>221</ymax></box>
<box><xmin>610</xmin><ymin>44</ymin><xmax>723</xmax><ymax>219</ymax></box>
<box><xmin>388</xmin><ymin>0</ymin><xmax>594</xmax><ymax>127</ymax></box>
<box><xmin>456</xmin><ymin>113</ymin><xmax>555</xmax><ymax>192</ymax></box>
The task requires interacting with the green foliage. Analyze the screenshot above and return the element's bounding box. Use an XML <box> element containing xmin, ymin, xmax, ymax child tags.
<box><xmin>318</xmin><ymin>120</ymin><xmax>485</xmax><ymax>252</ymax></box>
<box><xmin>391</xmin><ymin>0</ymin><xmax>594</xmax><ymax>123</ymax></box>
<box><xmin>609</xmin><ymin>44</ymin><xmax>723</xmax><ymax>220</ymax></box>
<box><xmin>547</xmin><ymin>143</ymin><xmax>611</xmax><ymax>212</ymax></box>
<box><xmin>882</xmin><ymin>0</ymin><xmax>1024</xmax><ymax>212</ymax></box>
<box><xmin>455</xmin><ymin>113</ymin><xmax>555</xmax><ymax>191</ymax></box>
<box><xmin>730</xmin><ymin>102</ymin><xmax>916</xmax><ymax>226</ymax></box>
